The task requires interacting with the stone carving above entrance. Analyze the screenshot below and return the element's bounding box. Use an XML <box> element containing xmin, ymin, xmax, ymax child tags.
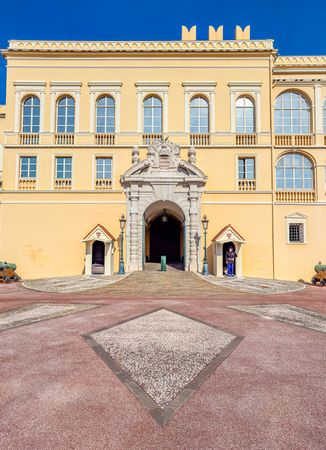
<box><xmin>148</xmin><ymin>138</ymin><xmax>180</xmax><ymax>170</ymax></box>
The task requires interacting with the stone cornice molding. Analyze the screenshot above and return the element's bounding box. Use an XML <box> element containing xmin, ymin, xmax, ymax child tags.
<box><xmin>275</xmin><ymin>56</ymin><xmax>326</xmax><ymax>67</ymax></box>
<box><xmin>273</xmin><ymin>78</ymin><xmax>326</xmax><ymax>86</ymax></box>
<box><xmin>50</xmin><ymin>81</ymin><xmax>82</xmax><ymax>89</ymax></box>
<box><xmin>4</xmin><ymin>39</ymin><xmax>275</xmax><ymax>54</ymax></box>
<box><xmin>13</xmin><ymin>81</ymin><xmax>47</xmax><ymax>87</ymax></box>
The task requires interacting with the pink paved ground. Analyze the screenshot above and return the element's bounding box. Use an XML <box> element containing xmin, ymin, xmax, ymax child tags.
<box><xmin>0</xmin><ymin>282</ymin><xmax>325</xmax><ymax>450</ymax></box>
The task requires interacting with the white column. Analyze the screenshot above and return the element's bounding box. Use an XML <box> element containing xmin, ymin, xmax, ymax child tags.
<box><xmin>163</xmin><ymin>92</ymin><xmax>168</xmax><ymax>133</ymax></box>
<box><xmin>129</xmin><ymin>187</ymin><xmax>139</xmax><ymax>271</ymax></box>
<box><xmin>40</xmin><ymin>92</ymin><xmax>45</xmax><ymax>133</ymax></box>
<box><xmin>75</xmin><ymin>91</ymin><xmax>80</xmax><ymax>133</ymax></box>
<box><xmin>230</xmin><ymin>91</ymin><xmax>236</xmax><ymax>133</ymax></box>
<box><xmin>256</xmin><ymin>91</ymin><xmax>261</xmax><ymax>133</ymax></box>
<box><xmin>188</xmin><ymin>187</ymin><xmax>199</xmax><ymax>272</ymax></box>
<box><xmin>14</xmin><ymin>91</ymin><xmax>20</xmax><ymax>132</ymax></box>
<box><xmin>137</xmin><ymin>91</ymin><xmax>143</xmax><ymax>133</ymax></box>
<box><xmin>209</xmin><ymin>92</ymin><xmax>216</xmax><ymax>133</ymax></box>
<box><xmin>89</xmin><ymin>92</ymin><xmax>95</xmax><ymax>133</ymax></box>
<box><xmin>50</xmin><ymin>92</ymin><xmax>56</xmax><ymax>132</ymax></box>
<box><xmin>314</xmin><ymin>84</ymin><xmax>322</xmax><ymax>134</ymax></box>
<box><xmin>184</xmin><ymin>92</ymin><xmax>190</xmax><ymax>132</ymax></box>
<box><xmin>115</xmin><ymin>91</ymin><xmax>121</xmax><ymax>133</ymax></box>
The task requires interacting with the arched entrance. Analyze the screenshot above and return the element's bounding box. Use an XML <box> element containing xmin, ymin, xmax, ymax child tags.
<box><xmin>144</xmin><ymin>200</ymin><xmax>185</xmax><ymax>269</ymax></box>
<box><xmin>92</xmin><ymin>240</ymin><xmax>105</xmax><ymax>274</ymax></box>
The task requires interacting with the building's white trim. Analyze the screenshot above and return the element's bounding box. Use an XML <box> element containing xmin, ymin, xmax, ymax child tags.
<box><xmin>50</xmin><ymin>82</ymin><xmax>82</xmax><ymax>133</ymax></box>
<box><xmin>88</xmin><ymin>82</ymin><xmax>122</xmax><ymax>133</ymax></box>
<box><xmin>229</xmin><ymin>81</ymin><xmax>262</xmax><ymax>132</ymax></box>
<box><xmin>13</xmin><ymin>81</ymin><xmax>46</xmax><ymax>132</ymax></box>
<box><xmin>183</xmin><ymin>82</ymin><xmax>217</xmax><ymax>133</ymax></box>
<box><xmin>135</xmin><ymin>82</ymin><xmax>170</xmax><ymax>133</ymax></box>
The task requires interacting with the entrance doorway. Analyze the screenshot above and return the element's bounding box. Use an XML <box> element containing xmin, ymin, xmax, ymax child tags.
<box><xmin>149</xmin><ymin>214</ymin><xmax>181</xmax><ymax>264</ymax></box>
<box><xmin>92</xmin><ymin>240</ymin><xmax>105</xmax><ymax>274</ymax></box>
<box><xmin>223</xmin><ymin>241</ymin><xmax>236</xmax><ymax>276</ymax></box>
<box><xmin>143</xmin><ymin>201</ymin><xmax>185</xmax><ymax>269</ymax></box>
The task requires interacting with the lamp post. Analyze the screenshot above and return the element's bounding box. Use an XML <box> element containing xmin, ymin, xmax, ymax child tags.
<box><xmin>118</xmin><ymin>214</ymin><xmax>126</xmax><ymax>275</ymax></box>
<box><xmin>202</xmin><ymin>214</ymin><xmax>209</xmax><ymax>275</ymax></box>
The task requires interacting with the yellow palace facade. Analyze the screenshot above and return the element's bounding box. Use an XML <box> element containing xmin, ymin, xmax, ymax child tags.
<box><xmin>0</xmin><ymin>25</ymin><xmax>325</xmax><ymax>281</ymax></box>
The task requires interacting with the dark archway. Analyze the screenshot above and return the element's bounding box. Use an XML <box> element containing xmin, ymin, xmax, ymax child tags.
<box><xmin>223</xmin><ymin>241</ymin><xmax>236</xmax><ymax>276</ymax></box>
<box><xmin>92</xmin><ymin>240</ymin><xmax>105</xmax><ymax>274</ymax></box>
<box><xmin>149</xmin><ymin>214</ymin><xmax>181</xmax><ymax>264</ymax></box>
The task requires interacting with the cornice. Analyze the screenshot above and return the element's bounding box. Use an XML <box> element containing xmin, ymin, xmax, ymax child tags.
<box><xmin>275</xmin><ymin>56</ymin><xmax>326</xmax><ymax>67</ymax></box>
<box><xmin>4</xmin><ymin>39</ymin><xmax>275</xmax><ymax>54</ymax></box>
<box><xmin>273</xmin><ymin>78</ymin><xmax>326</xmax><ymax>86</ymax></box>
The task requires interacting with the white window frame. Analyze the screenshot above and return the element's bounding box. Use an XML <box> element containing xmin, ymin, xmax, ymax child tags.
<box><xmin>55</xmin><ymin>156</ymin><xmax>73</xmax><ymax>180</ymax></box>
<box><xmin>183</xmin><ymin>82</ymin><xmax>216</xmax><ymax>133</ymax></box>
<box><xmin>285</xmin><ymin>212</ymin><xmax>307</xmax><ymax>244</ymax></box>
<box><xmin>135</xmin><ymin>82</ymin><xmax>170</xmax><ymax>133</ymax></box>
<box><xmin>14</xmin><ymin>81</ymin><xmax>46</xmax><ymax>133</ymax></box>
<box><xmin>229</xmin><ymin>82</ymin><xmax>262</xmax><ymax>133</ymax></box>
<box><xmin>88</xmin><ymin>82</ymin><xmax>122</xmax><ymax>133</ymax></box>
<box><xmin>50</xmin><ymin>82</ymin><xmax>81</xmax><ymax>133</ymax></box>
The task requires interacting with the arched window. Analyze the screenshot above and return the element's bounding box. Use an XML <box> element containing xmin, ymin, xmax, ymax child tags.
<box><xmin>143</xmin><ymin>96</ymin><xmax>162</xmax><ymax>133</ymax></box>
<box><xmin>274</xmin><ymin>91</ymin><xmax>310</xmax><ymax>134</ymax></box>
<box><xmin>22</xmin><ymin>96</ymin><xmax>40</xmax><ymax>133</ymax></box>
<box><xmin>236</xmin><ymin>96</ymin><xmax>255</xmax><ymax>133</ymax></box>
<box><xmin>56</xmin><ymin>96</ymin><xmax>75</xmax><ymax>133</ymax></box>
<box><xmin>190</xmin><ymin>96</ymin><xmax>209</xmax><ymax>133</ymax></box>
<box><xmin>276</xmin><ymin>153</ymin><xmax>313</xmax><ymax>190</ymax></box>
<box><xmin>96</xmin><ymin>96</ymin><xmax>115</xmax><ymax>133</ymax></box>
<box><xmin>323</xmin><ymin>99</ymin><xmax>326</xmax><ymax>133</ymax></box>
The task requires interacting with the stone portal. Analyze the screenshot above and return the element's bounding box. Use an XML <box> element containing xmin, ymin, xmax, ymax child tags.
<box><xmin>121</xmin><ymin>140</ymin><xmax>207</xmax><ymax>272</ymax></box>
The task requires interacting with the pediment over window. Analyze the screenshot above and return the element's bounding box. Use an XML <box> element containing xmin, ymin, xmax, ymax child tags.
<box><xmin>285</xmin><ymin>212</ymin><xmax>307</xmax><ymax>219</ymax></box>
<box><xmin>212</xmin><ymin>225</ymin><xmax>245</xmax><ymax>244</ymax></box>
<box><xmin>82</xmin><ymin>224</ymin><xmax>115</xmax><ymax>243</ymax></box>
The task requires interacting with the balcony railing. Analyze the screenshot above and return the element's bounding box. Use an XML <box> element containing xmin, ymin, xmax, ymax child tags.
<box><xmin>95</xmin><ymin>133</ymin><xmax>115</xmax><ymax>146</ymax></box>
<box><xmin>55</xmin><ymin>179</ymin><xmax>72</xmax><ymax>190</ymax></box>
<box><xmin>142</xmin><ymin>133</ymin><xmax>163</xmax><ymax>145</ymax></box>
<box><xmin>275</xmin><ymin>135</ymin><xmax>314</xmax><ymax>146</ymax></box>
<box><xmin>190</xmin><ymin>133</ymin><xmax>210</xmax><ymax>146</ymax></box>
<box><xmin>95</xmin><ymin>178</ymin><xmax>112</xmax><ymax>190</ymax></box>
<box><xmin>18</xmin><ymin>178</ymin><xmax>36</xmax><ymax>190</ymax></box>
<box><xmin>19</xmin><ymin>133</ymin><xmax>39</xmax><ymax>145</ymax></box>
<box><xmin>236</xmin><ymin>134</ymin><xmax>257</xmax><ymax>146</ymax></box>
<box><xmin>55</xmin><ymin>133</ymin><xmax>75</xmax><ymax>145</ymax></box>
<box><xmin>275</xmin><ymin>190</ymin><xmax>315</xmax><ymax>202</ymax></box>
<box><xmin>238</xmin><ymin>179</ymin><xmax>256</xmax><ymax>191</ymax></box>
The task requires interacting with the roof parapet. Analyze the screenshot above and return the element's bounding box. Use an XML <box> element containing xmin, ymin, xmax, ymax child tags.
<box><xmin>235</xmin><ymin>25</ymin><xmax>251</xmax><ymax>40</ymax></box>
<box><xmin>181</xmin><ymin>26</ymin><xmax>197</xmax><ymax>41</ymax></box>
<box><xmin>208</xmin><ymin>26</ymin><xmax>223</xmax><ymax>40</ymax></box>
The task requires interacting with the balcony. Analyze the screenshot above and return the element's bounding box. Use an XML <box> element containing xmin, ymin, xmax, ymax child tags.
<box><xmin>190</xmin><ymin>133</ymin><xmax>210</xmax><ymax>146</ymax></box>
<box><xmin>95</xmin><ymin>178</ymin><xmax>112</xmax><ymax>190</ymax></box>
<box><xmin>55</xmin><ymin>179</ymin><xmax>72</xmax><ymax>190</ymax></box>
<box><xmin>275</xmin><ymin>135</ymin><xmax>314</xmax><ymax>146</ymax></box>
<box><xmin>18</xmin><ymin>178</ymin><xmax>36</xmax><ymax>190</ymax></box>
<box><xmin>55</xmin><ymin>133</ymin><xmax>75</xmax><ymax>145</ymax></box>
<box><xmin>142</xmin><ymin>133</ymin><xmax>163</xmax><ymax>145</ymax></box>
<box><xmin>238</xmin><ymin>179</ymin><xmax>256</xmax><ymax>191</ymax></box>
<box><xmin>19</xmin><ymin>133</ymin><xmax>39</xmax><ymax>146</ymax></box>
<box><xmin>236</xmin><ymin>134</ymin><xmax>257</xmax><ymax>146</ymax></box>
<box><xmin>95</xmin><ymin>133</ymin><xmax>115</xmax><ymax>146</ymax></box>
<box><xmin>275</xmin><ymin>190</ymin><xmax>315</xmax><ymax>202</ymax></box>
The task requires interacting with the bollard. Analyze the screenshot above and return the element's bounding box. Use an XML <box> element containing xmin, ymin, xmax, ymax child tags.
<box><xmin>161</xmin><ymin>256</ymin><xmax>166</xmax><ymax>272</ymax></box>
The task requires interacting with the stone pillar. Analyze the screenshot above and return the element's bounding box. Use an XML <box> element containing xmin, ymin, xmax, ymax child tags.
<box><xmin>188</xmin><ymin>187</ymin><xmax>199</xmax><ymax>272</ymax></box>
<box><xmin>129</xmin><ymin>186</ymin><xmax>140</xmax><ymax>271</ymax></box>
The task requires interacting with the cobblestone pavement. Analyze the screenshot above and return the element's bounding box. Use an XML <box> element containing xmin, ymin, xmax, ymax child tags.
<box><xmin>23</xmin><ymin>273</ymin><xmax>130</xmax><ymax>293</ymax></box>
<box><xmin>199</xmin><ymin>273</ymin><xmax>305</xmax><ymax>295</ymax></box>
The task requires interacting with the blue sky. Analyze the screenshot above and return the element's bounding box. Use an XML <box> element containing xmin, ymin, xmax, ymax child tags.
<box><xmin>0</xmin><ymin>0</ymin><xmax>325</xmax><ymax>103</ymax></box>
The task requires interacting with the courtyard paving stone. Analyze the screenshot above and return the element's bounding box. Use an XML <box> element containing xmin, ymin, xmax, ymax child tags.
<box><xmin>0</xmin><ymin>271</ymin><xmax>325</xmax><ymax>449</ymax></box>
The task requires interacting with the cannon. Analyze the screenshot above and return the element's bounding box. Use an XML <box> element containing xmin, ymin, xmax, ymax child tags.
<box><xmin>311</xmin><ymin>263</ymin><xmax>326</xmax><ymax>286</ymax></box>
<box><xmin>0</xmin><ymin>262</ymin><xmax>21</xmax><ymax>283</ymax></box>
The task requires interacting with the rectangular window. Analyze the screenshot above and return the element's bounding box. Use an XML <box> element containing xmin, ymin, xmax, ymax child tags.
<box><xmin>20</xmin><ymin>156</ymin><xmax>37</xmax><ymax>178</ymax></box>
<box><xmin>288</xmin><ymin>223</ymin><xmax>304</xmax><ymax>243</ymax></box>
<box><xmin>96</xmin><ymin>157</ymin><xmax>112</xmax><ymax>179</ymax></box>
<box><xmin>55</xmin><ymin>157</ymin><xmax>72</xmax><ymax>179</ymax></box>
<box><xmin>238</xmin><ymin>157</ymin><xmax>255</xmax><ymax>180</ymax></box>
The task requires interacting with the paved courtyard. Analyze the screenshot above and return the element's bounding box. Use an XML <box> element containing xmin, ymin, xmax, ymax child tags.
<box><xmin>0</xmin><ymin>271</ymin><xmax>325</xmax><ymax>449</ymax></box>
